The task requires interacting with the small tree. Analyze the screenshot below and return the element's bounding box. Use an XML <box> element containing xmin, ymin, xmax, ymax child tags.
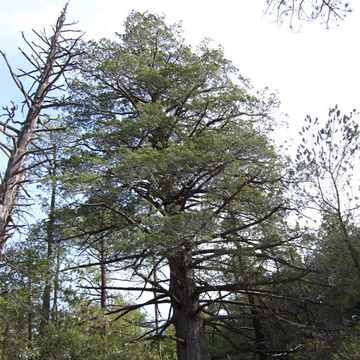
<box><xmin>293</xmin><ymin>107</ymin><xmax>360</xmax><ymax>355</ymax></box>
<box><xmin>296</xmin><ymin>106</ymin><xmax>360</xmax><ymax>281</ymax></box>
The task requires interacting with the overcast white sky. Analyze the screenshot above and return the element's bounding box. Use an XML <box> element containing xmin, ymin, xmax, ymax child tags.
<box><xmin>0</xmin><ymin>0</ymin><xmax>359</xmax><ymax>147</ymax></box>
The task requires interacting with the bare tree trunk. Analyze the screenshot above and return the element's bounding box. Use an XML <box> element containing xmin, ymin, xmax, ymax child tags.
<box><xmin>0</xmin><ymin>4</ymin><xmax>78</xmax><ymax>249</ymax></box>
<box><xmin>169</xmin><ymin>248</ymin><xmax>210</xmax><ymax>360</ymax></box>
<box><xmin>40</xmin><ymin>148</ymin><xmax>57</xmax><ymax>335</ymax></box>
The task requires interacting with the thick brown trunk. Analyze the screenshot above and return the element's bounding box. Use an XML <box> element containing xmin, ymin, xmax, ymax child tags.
<box><xmin>169</xmin><ymin>248</ymin><xmax>210</xmax><ymax>360</ymax></box>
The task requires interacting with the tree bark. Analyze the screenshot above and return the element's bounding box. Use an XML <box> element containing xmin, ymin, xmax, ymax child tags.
<box><xmin>169</xmin><ymin>248</ymin><xmax>210</xmax><ymax>360</ymax></box>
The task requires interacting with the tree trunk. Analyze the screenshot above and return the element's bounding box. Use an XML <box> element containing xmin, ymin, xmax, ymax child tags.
<box><xmin>248</xmin><ymin>294</ymin><xmax>268</xmax><ymax>360</ymax></box>
<box><xmin>0</xmin><ymin>104</ymin><xmax>43</xmax><ymax>247</ymax></box>
<box><xmin>51</xmin><ymin>241</ymin><xmax>61</xmax><ymax>321</ymax></box>
<box><xmin>0</xmin><ymin>5</ymin><xmax>69</xmax><ymax>249</ymax></box>
<box><xmin>40</xmin><ymin>156</ymin><xmax>57</xmax><ymax>335</ymax></box>
<box><xmin>169</xmin><ymin>248</ymin><xmax>210</xmax><ymax>360</ymax></box>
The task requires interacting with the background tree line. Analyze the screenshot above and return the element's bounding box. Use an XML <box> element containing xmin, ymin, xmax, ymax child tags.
<box><xmin>0</xmin><ymin>3</ymin><xmax>359</xmax><ymax>359</ymax></box>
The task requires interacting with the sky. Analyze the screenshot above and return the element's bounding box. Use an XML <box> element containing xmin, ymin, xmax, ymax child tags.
<box><xmin>0</xmin><ymin>0</ymin><xmax>359</xmax><ymax>148</ymax></box>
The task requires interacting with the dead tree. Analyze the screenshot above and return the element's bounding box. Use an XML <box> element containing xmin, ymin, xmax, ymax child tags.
<box><xmin>0</xmin><ymin>4</ymin><xmax>81</xmax><ymax>250</ymax></box>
